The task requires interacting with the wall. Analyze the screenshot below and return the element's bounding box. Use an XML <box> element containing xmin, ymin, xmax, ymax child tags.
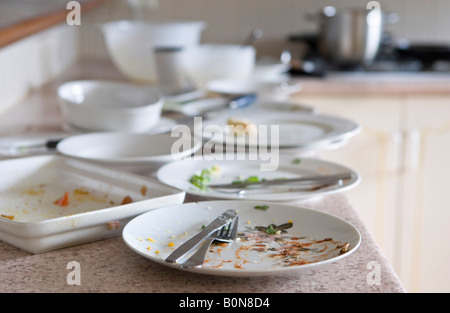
<box><xmin>79</xmin><ymin>0</ymin><xmax>450</xmax><ymax>60</ymax></box>
<box><xmin>0</xmin><ymin>23</ymin><xmax>78</xmax><ymax>114</ymax></box>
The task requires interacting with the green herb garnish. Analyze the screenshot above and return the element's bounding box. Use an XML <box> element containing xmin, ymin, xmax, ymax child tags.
<box><xmin>245</xmin><ymin>176</ymin><xmax>260</xmax><ymax>183</ymax></box>
<box><xmin>232</xmin><ymin>176</ymin><xmax>268</xmax><ymax>185</ymax></box>
<box><xmin>254</xmin><ymin>205</ymin><xmax>269</xmax><ymax>211</ymax></box>
<box><xmin>255</xmin><ymin>222</ymin><xmax>293</xmax><ymax>235</ymax></box>
<box><xmin>189</xmin><ymin>165</ymin><xmax>221</xmax><ymax>190</ymax></box>
<box><xmin>265</xmin><ymin>224</ymin><xmax>277</xmax><ymax>234</ymax></box>
<box><xmin>292</xmin><ymin>158</ymin><xmax>302</xmax><ymax>164</ymax></box>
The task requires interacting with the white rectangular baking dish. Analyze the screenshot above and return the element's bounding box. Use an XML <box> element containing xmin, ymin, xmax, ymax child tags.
<box><xmin>0</xmin><ymin>155</ymin><xmax>185</xmax><ymax>253</ymax></box>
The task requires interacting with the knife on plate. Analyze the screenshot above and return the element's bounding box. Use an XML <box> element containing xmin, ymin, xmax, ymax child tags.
<box><xmin>180</xmin><ymin>215</ymin><xmax>239</xmax><ymax>268</ymax></box>
<box><xmin>165</xmin><ymin>209</ymin><xmax>238</xmax><ymax>264</ymax></box>
<box><xmin>0</xmin><ymin>138</ymin><xmax>63</xmax><ymax>156</ymax></box>
<box><xmin>208</xmin><ymin>173</ymin><xmax>353</xmax><ymax>189</ymax></box>
<box><xmin>166</xmin><ymin>94</ymin><xmax>257</xmax><ymax>125</ymax></box>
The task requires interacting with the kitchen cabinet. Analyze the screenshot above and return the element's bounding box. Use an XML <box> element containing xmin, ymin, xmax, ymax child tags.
<box><xmin>400</xmin><ymin>95</ymin><xmax>450</xmax><ymax>293</ymax></box>
<box><xmin>291</xmin><ymin>92</ymin><xmax>450</xmax><ymax>292</ymax></box>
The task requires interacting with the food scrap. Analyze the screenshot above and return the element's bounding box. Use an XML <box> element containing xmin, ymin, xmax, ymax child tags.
<box><xmin>232</xmin><ymin>175</ymin><xmax>261</xmax><ymax>185</ymax></box>
<box><xmin>121</xmin><ymin>195</ymin><xmax>132</xmax><ymax>205</ymax></box>
<box><xmin>189</xmin><ymin>165</ymin><xmax>221</xmax><ymax>190</ymax></box>
<box><xmin>253</xmin><ymin>222</ymin><xmax>293</xmax><ymax>234</ymax></box>
<box><xmin>232</xmin><ymin>176</ymin><xmax>287</xmax><ymax>185</ymax></box>
<box><xmin>254</xmin><ymin>205</ymin><xmax>269</xmax><ymax>211</ymax></box>
<box><xmin>54</xmin><ymin>191</ymin><xmax>70</xmax><ymax>206</ymax></box>
<box><xmin>1</xmin><ymin>183</ymin><xmax>151</xmax><ymax>223</ymax></box>
<box><xmin>202</xmin><ymin>220</ymin><xmax>352</xmax><ymax>270</ymax></box>
<box><xmin>292</xmin><ymin>158</ymin><xmax>302</xmax><ymax>164</ymax></box>
<box><xmin>107</xmin><ymin>221</ymin><xmax>120</xmax><ymax>230</ymax></box>
<box><xmin>227</xmin><ymin>117</ymin><xmax>257</xmax><ymax>135</ymax></box>
<box><xmin>1</xmin><ymin>214</ymin><xmax>15</xmax><ymax>220</ymax></box>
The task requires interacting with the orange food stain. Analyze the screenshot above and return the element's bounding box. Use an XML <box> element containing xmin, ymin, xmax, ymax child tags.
<box><xmin>54</xmin><ymin>191</ymin><xmax>70</xmax><ymax>206</ymax></box>
<box><xmin>121</xmin><ymin>196</ymin><xmax>132</xmax><ymax>205</ymax></box>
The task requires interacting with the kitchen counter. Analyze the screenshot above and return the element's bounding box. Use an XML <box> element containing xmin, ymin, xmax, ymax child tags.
<box><xmin>0</xmin><ymin>194</ymin><xmax>404</xmax><ymax>293</ymax></box>
<box><xmin>0</xmin><ymin>58</ymin><xmax>406</xmax><ymax>294</ymax></box>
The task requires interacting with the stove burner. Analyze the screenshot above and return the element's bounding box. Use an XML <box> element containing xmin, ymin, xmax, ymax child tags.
<box><xmin>288</xmin><ymin>33</ymin><xmax>450</xmax><ymax>75</ymax></box>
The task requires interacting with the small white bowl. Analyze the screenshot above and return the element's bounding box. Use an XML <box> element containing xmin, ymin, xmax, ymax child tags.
<box><xmin>57</xmin><ymin>80</ymin><xmax>164</xmax><ymax>132</ymax></box>
<box><xmin>56</xmin><ymin>132</ymin><xmax>202</xmax><ymax>173</ymax></box>
<box><xmin>182</xmin><ymin>44</ymin><xmax>256</xmax><ymax>87</ymax></box>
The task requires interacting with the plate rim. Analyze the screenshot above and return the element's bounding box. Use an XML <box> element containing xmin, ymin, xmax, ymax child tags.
<box><xmin>56</xmin><ymin>132</ymin><xmax>202</xmax><ymax>163</ymax></box>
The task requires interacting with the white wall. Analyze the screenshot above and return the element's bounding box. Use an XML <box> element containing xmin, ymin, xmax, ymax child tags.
<box><xmin>0</xmin><ymin>24</ymin><xmax>78</xmax><ymax>113</ymax></box>
<box><xmin>2</xmin><ymin>0</ymin><xmax>448</xmax><ymax>113</ymax></box>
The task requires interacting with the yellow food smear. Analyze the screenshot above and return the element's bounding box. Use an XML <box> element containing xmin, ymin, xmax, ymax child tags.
<box><xmin>1</xmin><ymin>214</ymin><xmax>15</xmax><ymax>220</ymax></box>
<box><xmin>24</xmin><ymin>189</ymin><xmax>45</xmax><ymax>196</ymax></box>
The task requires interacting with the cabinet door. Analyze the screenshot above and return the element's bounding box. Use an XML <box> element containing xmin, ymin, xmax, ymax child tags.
<box><xmin>291</xmin><ymin>95</ymin><xmax>403</xmax><ymax>266</ymax></box>
<box><xmin>401</xmin><ymin>96</ymin><xmax>450</xmax><ymax>292</ymax></box>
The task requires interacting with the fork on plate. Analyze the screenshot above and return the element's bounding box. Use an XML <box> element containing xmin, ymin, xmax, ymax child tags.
<box><xmin>180</xmin><ymin>216</ymin><xmax>239</xmax><ymax>268</ymax></box>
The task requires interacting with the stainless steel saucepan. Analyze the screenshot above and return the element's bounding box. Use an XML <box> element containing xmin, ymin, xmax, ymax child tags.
<box><xmin>315</xmin><ymin>4</ymin><xmax>398</xmax><ymax>66</ymax></box>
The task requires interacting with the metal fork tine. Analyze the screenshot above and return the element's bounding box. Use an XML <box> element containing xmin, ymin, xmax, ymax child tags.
<box><xmin>180</xmin><ymin>216</ymin><xmax>238</xmax><ymax>268</ymax></box>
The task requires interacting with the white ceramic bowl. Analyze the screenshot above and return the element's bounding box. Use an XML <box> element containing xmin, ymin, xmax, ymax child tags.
<box><xmin>57</xmin><ymin>80</ymin><xmax>164</xmax><ymax>132</ymax></box>
<box><xmin>252</xmin><ymin>56</ymin><xmax>290</xmax><ymax>79</ymax></box>
<box><xmin>100</xmin><ymin>20</ymin><xmax>206</xmax><ymax>84</ymax></box>
<box><xmin>56</xmin><ymin>132</ymin><xmax>202</xmax><ymax>173</ymax></box>
<box><xmin>182</xmin><ymin>44</ymin><xmax>256</xmax><ymax>87</ymax></box>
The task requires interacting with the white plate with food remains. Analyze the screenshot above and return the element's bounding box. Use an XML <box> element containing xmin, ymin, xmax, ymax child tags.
<box><xmin>56</xmin><ymin>132</ymin><xmax>201</xmax><ymax>174</ymax></box>
<box><xmin>122</xmin><ymin>200</ymin><xmax>361</xmax><ymax>277</ymax></box>
<box><xmin>157</xmin><ymin>154</ymin><xmax>360</xmax><ymax>201</ymax></box>
<box><xmin>198</xmin><ymin>108</ymin><xmax>361</xmax><ymax>149</ymax></box>
<box><xmin>0</xmin><ymin>155</ymin><xmax>185</xmax><ymax>253</ymax></box>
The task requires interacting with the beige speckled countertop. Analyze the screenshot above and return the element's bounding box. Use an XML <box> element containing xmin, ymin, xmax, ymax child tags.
<box><xmin>0</xmin><ymin>58</ymin><xmax>406</xmax><ymax>293</ymax></box>
<box><xmin>0</xmin><ymin>194</ymin><xmax>404</xmax><ymax>293</ymax></box>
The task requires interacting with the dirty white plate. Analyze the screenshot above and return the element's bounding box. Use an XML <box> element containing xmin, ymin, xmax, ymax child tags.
<box><xmin>122</xmin><ymin>200</ymin><xmax>361</xmax><ymax>277</ymax></box>
<box><xmin>156</xmin><ymin>154</ymin><xmax>360</xmax><ymax>201</ymax></box>
<box><xmin>0</xmin><ymin>155</ymin><xmax>185</xmax><ymax>254</ymax></box>
<box><xmin>200</xmin><ymin>108</ymin><xmax>361</xmax><ymax>149</ymax></box>
<box><xmin>206</xmin><ymin>78</ymin><xmax>301</xmax><ymax>96</ymax></box>
<box><xmin>56</xmin><ymin>132</ymin><xmax>201</xmax><ymax>173</ymax></box>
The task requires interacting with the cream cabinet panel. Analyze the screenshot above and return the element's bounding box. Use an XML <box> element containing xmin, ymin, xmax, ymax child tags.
<box><xmin>291</xmin><ymin>95</ymin><xmax>403</xmax><ymax>266</ymax></box>
<box><xmin>401</xmin><ymin>96</ymin><xmax>450</xmax><ymax>293</ymax></box>
<box><xmin>291</xmin><ymin>94</ymin><xmax>450</xmax><ymax>293</ymax></box>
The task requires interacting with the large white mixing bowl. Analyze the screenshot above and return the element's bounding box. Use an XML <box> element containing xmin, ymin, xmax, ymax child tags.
<box><xmin>101</xmin><ymin>20</ymin><xmax>206</xmax><ymax>84</ymax></box>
